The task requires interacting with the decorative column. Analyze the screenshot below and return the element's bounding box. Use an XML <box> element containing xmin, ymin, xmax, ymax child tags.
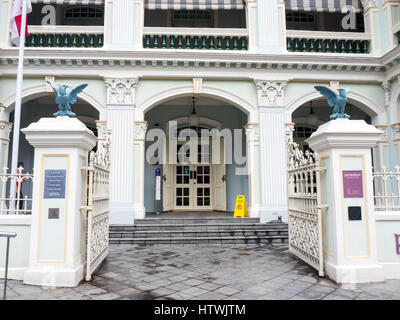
<box><xmin>383</xmin><ymin>0</ymin><xmax>398</xmax><ymax>52</ymax></box>
<box><xmin>308</xmin><ymin>119</ymin><xmax>384</xmax><ymax>283</ymax></box>
<box><xmin>0</xmin><ymin>0</ymin><xmax>11</xmax><ymax>47</ymax></box>
<box><xmin>0</xmin><ymin>120</ymin><xmax>12</xmax><ymax>170</ymax></box>
<box><xmin>244</xmin><ymin>123</ymin><xmax>261</xmax><ymax>218</ymax></box>
<box><xmin>245</xmin><ymin>0</ymin><xmax>257</xmax><ymax>52</ymax></box>
<box><xmin>255</xmin><ymin>0</ymin><xmax>283</xmax><ymax>53</ymax></box>
<box><xmin>108</xmin><ymin>0</ymin><xmax>136</xmax><ymax>49</ymax></box>
<box><xmin>105</xmin><ymin>78</ymin><xmax>137</xmax><ymax>224</ymax></box>
<box><xmin>374</xmin><ymin>125</ymin><xmax>388</xmax><ymax>169</ymax></box>
<box><xmin>383</xmin><ymin>82</ymin><xmax>398</xmax><ymax>169</ymax></box>
<box><xmin>22</xmin><ymin>117</ymin><xmax>97</xmax><ymax>287</ymax></box>
<box><xmin>361</xmin><ymin>0</ymin><xmax>380</xmax><ymax>55</ymax></box>
<box><xmin>133</xmin><ymin>120</ymin><xmax>148</xmax><ymax>219</ymax></box>
<box><xmin>255</xmin><ymin>80</ymin><xmax>289</xmax><ymax>223</ymax></box>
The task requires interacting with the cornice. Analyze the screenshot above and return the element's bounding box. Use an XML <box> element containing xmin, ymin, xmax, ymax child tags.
<box><xmin>0</xmin><ymin>47</ymin><xmax>388</xmax><ymax>74</ymax></box>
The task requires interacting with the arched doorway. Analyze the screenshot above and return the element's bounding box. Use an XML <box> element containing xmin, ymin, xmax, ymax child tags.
<box><xmin>291</xmin><ymin>97</ymin><xmax>372</xmax><ymax>153</ymax></box>
<box><xmin>143</xmin><ymin>95</ymin><xmax>251</xmax><ymax>215</ymax></box>
<box><xmin>4</xmin><ymin>95</ymin><xmax>100</xmax><ymax>205</ymax></box>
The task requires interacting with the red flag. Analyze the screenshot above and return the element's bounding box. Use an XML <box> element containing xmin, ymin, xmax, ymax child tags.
<box><xmin>10</xmin><ymin>0</ymin><xmax>32</xmax><ymax>47</ymax></box>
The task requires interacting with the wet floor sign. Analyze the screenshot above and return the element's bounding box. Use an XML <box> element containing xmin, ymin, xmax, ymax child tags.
<box><xmin>233</xmin><ymin>195</ymin><xmax>248</xmax><ymax>218</ymax></box>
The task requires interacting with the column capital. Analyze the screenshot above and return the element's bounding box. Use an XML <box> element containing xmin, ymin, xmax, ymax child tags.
<box><xmin>383</xmin><ymin>82</ymin><xmax>392</xmax><ymax>107</ymax></box>
<box><xmin>0</xmin><ymin>121</ymin><xmax>12</xmax><ymax>141</ymax></box>
<box><xmin>104</xmin><ymin>78</ymin><xmax>138</xmax><ymax>106</ymax></box>
<box><xmin>254</xmin><ymin>80</ymin><xmax>288</xmax><ymax>107</ymax></box>
<box><xmin>134</xmin><ymin>121</ymin><xmax>148</xmax><ymax>141</ymax></box>
<box><xmin>360</xmin><ymin>0</ymin><xmax>378</xmax><ymax>11</ymax></box>
<box><xmin>244</xmin><ymin>123</ymin><xmax>260</xmax><ymax>142</ymax></box>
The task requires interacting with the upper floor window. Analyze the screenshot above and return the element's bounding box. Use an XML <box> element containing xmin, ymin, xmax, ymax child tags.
<box><xmin>286</xmin><ymin>11</ymin><xmax>316</xmax><ymax>24</ymax></box>
<box><xmin>63</xmin><ymin>6</ymin><xmax>104</xmax><ymax>25</ymax></box>
<box><xmin>172</xmin><ymin>10</ymin><xmax>213</xmax><ymax>27</ymax></box>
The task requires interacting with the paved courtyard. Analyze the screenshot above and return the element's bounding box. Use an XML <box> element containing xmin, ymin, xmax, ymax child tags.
<box><xmin>4</xmin><ymin>243</ymin><xmax>400</xmax><ymax>300</ymax></box>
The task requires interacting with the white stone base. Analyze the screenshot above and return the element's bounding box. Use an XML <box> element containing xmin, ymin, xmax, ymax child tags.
<box><xmin>109</xmin><ymin>206</ymin><xmax>135</xmax><ymax>225</ymax></box>
<box><xmin>379</xmin><ymin>262</ymin><xmax>400</xmax><ymax>280</ymax></box>
<box><xmin>325</xmin><ymin>262</ymin><xmax>385</xmax><ymax>284</ymax></box>
<box><xmin>247</xmin><ymin>206</ymin><xmax>260</xmax><ymax>218</ymax></box>
<box><xmin>259</xmin><ymin>206</ymin><xmax>288</xmax><ymax>223</ymax></box>
<box><xmin>0</xmin><ymin>267</ymin><xmax>27</xmax><ymax>281</ymax></box>
<box><xmin>23</xmin><ymin>264</ymin><xmax>84</xmax><ymax>288</ymax></box>
<box><xmin>133</xmin><ymin>205</ymin><xmax>146</xmax><ymax>220</ymax></box>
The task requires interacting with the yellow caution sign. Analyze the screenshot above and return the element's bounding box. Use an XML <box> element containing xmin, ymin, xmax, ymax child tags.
<box><xmin>233</xmin><ymin>195</ymin><xmax>248</xmax><ymax>218</ymax></box>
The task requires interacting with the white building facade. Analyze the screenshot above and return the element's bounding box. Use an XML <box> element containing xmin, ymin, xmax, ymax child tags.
<box><xmin>0</xmin><ymin>0</ymin><xmax>398</xmax><ymax>227</ymax></box>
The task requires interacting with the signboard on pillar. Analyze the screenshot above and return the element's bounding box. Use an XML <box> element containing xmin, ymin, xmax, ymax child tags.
<box><xmin>39</xmin><ymin>155</ymin><xmax>69</xmax><ymax>262</ymax></box>
<box><xmin>340</xmin><ymin>155</ymin><xmax>369</xmax><ymax>258</ymax></box>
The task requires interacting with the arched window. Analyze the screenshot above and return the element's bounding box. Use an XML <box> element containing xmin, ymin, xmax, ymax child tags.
<box><xmin>293</xmin><ymin>125</ymin><xmax>317</xmax><ymax>140</ymax></box>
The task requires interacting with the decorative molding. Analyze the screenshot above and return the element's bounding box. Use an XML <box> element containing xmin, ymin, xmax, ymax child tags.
<box><xmin>95</xmin><ymin>120</ymin><xmax>108</xmax><ymax>140</ymax></box>
<box><xmin>193</xmin><ymin>78</ymin><xmax>203</xmax><ymax>96</ymax></box>
<box><xmin>104</xmin><ymin>78</ymin><xmax>138</xmax><ymax>106</ymax></box>
<box><xmin>0</xmin><ymin>121</ymin><xmax>12</xmax><ymax>140</ymax></box>
<box><xmin>134</xmin><ymin>121</ymin><xmax>148</xmax><ymax>141</ymax></box>
<box><xmin>254</xmin><ymin>80</ymin><xmax>288</xmax><ymax>107</ymax></box>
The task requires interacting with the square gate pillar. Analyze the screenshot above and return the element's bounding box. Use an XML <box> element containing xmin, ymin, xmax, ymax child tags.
<box><xmin>308</xmin><ymin>119</ymin><xmax>384</xmax><ymax>284</ymax></box>
<box><xmin>255</xmin><ymin>80</ymin><xmax>289</xmax><ymax>223</ymax></box>
<box><xmin>21</xmin><ymin>117</ymin><xmax>97</xmax><ymax>287</ymax></box>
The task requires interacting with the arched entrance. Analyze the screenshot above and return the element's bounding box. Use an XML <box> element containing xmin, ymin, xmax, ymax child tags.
<box><xmin>143</xmin><ymin>95</ymin><xmax>251</xmax><ymax>215</ymax></box>
<box><xmin>1</xmin><ymin>93</ymin><xmax>102</xmax><ymax>204</ymax></box>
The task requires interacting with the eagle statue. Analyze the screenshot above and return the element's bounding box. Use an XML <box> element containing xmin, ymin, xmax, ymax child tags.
<box><xmin>46</xmin><ymin>81</ymin><xmax>88</xmax><ymax>117</ymax></box>
<box><xmin>314</xmin><ymin>86</ymin><xmax>350</xmax><ymax>120</ymax></box>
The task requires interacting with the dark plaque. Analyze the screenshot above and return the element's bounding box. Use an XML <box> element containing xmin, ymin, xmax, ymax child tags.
<box><xmin>348</xmin><ymin>206</ymin><xmax>362</xmax><ymax>221</ymax></box>
<box><xmin>48</xmin><ymin>208</ymin><xmax>60</xmax><ymax>219</ymax></box>
<box><xmin>44</xmin><ymin>169</ymin><xmax>66</xmax><ymax>199</ymax></box>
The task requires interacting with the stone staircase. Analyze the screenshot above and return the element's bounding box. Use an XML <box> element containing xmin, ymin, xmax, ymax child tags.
<box><xmin>109</xmin><ymin>217</ymin><xmax>288</xmax><ymax>245</ymax></box>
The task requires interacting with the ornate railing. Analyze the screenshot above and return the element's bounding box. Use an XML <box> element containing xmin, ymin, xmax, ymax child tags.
<box><xmin>0</xmin><ymin>166</ymin><xmax>33</xmax><ymax>215</ymax></box>
<box><xmin>286</xmin><ymin>30</ymin><xmax>371</xmax><ymax>54</ymax></box>
<box><xmin>83</xmin><ymin>139</ymin><xmax>110</xmax><ymax>281</ymax></box>
<box><xmin>143</xmin><ymin>27</ymin><xmax>248</xmax><ymax>50</ymax></box>
<box><xmin>287</xmin><ymin>132</ymin><xmax>325</xmax><ymax>276</ymax></box>
<box><xmin>25</xmin><ymin>26</ymin><xmax>104</xmax><ymax>48</ymax></box>
<box><xmin>373</xmin><ymin>166</ymin><xmax>400</xmax><ymax>212</ymax></box>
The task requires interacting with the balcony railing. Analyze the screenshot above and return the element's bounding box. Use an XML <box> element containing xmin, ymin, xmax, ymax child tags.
<box><xmin>286</xmin><ymin>30</ymin><xmax>371</xmax><ymax>54</ymax></box>
<box><xmin>25</xmin><ymin>26</ymin><xmax>104</xmax><ymax>48</ymax></box>
<box><xmin>142</xmin><ymin>27</ymin><xmax>248</xmax><ymax>50</ymax></box>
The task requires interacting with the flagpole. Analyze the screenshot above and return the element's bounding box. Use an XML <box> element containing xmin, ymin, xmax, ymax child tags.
<box><xmin>9</xmin><ymin>0</ymin><xmax>27</xmax><ymax>213</ymax></box>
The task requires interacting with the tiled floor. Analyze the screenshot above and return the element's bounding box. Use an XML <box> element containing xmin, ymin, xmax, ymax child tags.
<box><xmin>4</xmin><ymin>243</ymin><xmax>400</xmax><ymax>300</ymax></box>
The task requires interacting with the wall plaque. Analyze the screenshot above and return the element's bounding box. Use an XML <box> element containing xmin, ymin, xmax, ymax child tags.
<box><xmin>48</xmin><ymin>208</ymin><xmax>60</xmax><ymax>219</ymax></box>
<box><xmin>44</xmin><ymin>169</ymin><xmax>66</xmax><ymax>199</ymax></box>
<box><xmin>343</xmin><ymin>170</ymin><xmax>363</xmax><ymax>198</ymax></box>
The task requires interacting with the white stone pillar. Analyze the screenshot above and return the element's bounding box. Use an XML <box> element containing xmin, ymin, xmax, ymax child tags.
<box><xmin>255</xmin><ymin>80</ymin><xmax>289</xmax><ymax>223</ymax></box>
<box><xmin>361</xmin><ymin>0</ymin><xmax>380</xmax><ymax>55</ymax></box>
<box><xmin>255</xmin><ymin>0</ymin><xmax>283</xmax><ymax>53</ymax></box>
<box><xmin>244</xmin><ymin>123</ymin><xmax>260</xmax><ymax>218</ymax></box>
<box><xmin>308</xmin><ymin>119</ymin><xmax>384</xmax><ymax>284</ymax></box>
<box><xmin>105</xmin><ymin>78</ymin><xmax>137</xmax><ymax>224</ymax></box>
<box><xmin>133</xmin><ymin>120</ymin><xmax>147</xmax><ymax>219</ymax></box>
<box><xmin>22</xmin><ymin>117</ymin><xmax>97</xmax><ymax>287</ymax></box>
<box><xmin>109</xmin><ymin>0</ymin><xmax>136</xmax><ymax>49</ymax></box>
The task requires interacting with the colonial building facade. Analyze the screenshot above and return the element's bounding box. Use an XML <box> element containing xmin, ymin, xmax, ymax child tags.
<box><xmin>0</xmin><ymin>0</ymin><xmax>398</xmax><ymax>226</ymax></box>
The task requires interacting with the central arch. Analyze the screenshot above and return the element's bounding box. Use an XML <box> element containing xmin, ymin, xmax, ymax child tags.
<box><xmin>136</xmin><ymin>85</ymin><xmax>258</xmax><ymax>122</ymax></box>
<box><xmin>135</xmin><ymin>87</ymin><xmax>261</xmax><ymax>219</ymax></box>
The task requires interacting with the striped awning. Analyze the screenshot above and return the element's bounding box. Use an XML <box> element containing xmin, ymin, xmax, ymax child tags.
<box><xmin>145</xmin><ymin>0</ymin><xmax>245</xmax><ymax>10</ymax></box>
<box><xmin>284</xmin><ymin>0</ymin><xmax>363</xmax><ymax>12</ymax></box>
<box><xmin>31</xmin><ymin>0</ymin><xmax>104</xmax><ymax>4</ymax></box>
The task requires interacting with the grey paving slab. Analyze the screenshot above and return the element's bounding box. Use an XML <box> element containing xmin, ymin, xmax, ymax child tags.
<box><xmin>4</xmin><ymin>243</ymin><xmax>400</xmax><ymax>300</ymax></box>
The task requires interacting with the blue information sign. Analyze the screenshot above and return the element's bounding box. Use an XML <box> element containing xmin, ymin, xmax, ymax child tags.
<box><xmin>44</xmin><ymin>170</ymin><xmax>66</xmax><ymax>199</ymax></box>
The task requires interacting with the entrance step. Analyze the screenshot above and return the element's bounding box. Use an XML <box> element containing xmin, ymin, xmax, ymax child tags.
<box><xmin>109</xmin><ymin>218</ymin><xmax>288</xmax><ymax>245</ymax></box>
